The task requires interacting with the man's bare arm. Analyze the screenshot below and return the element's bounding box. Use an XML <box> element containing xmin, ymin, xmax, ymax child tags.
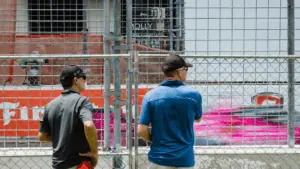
<box><xmin>195</xmin><ymin>118</ymin><xmax>201</xmax><ymax>123</ymax></box>
<box><xmin>137</xmin><ymin>124</ymin><xmax>152</xmax><ymax>143</ymax></box>
<box><xmin>38</xmin><ymin>132</ymin><xmax>52</xmax><ymax>142</ymax></box>
<box><xmin>83</xmin><ymin>121</ymin><xmax>98</xmax><ymax>154</ymax></box>
<box><xmin>78</xmin><ymin>98</ymin><xmax>99</xmax><ymax>167</ymax></box>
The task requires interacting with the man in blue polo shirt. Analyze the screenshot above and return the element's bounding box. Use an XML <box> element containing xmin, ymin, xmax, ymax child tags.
<box><xmin>138</xmin><ymin>54</ymin><xmax>202</xmax><ymax>169</ymax></box>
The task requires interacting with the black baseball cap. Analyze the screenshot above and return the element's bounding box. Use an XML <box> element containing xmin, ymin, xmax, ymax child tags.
<box><xmin>60</xmin><ymin>65</ymin><xmax>86</xmax><ymax>86</ymax></box>
<box><xmin>162</xmin><ymin>54</ymin><xmax>193</xmax><ymax>73</ymax></box>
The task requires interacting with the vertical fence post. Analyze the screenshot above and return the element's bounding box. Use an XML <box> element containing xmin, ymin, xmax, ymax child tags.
<box><xmin>175</xmin><ymin>1</ymin><xmax>179</xmax><ymax>52</ymax></box>
<box><xmin>126</xmin><ymin>52</ymin><xmax>133</xmax><ymax>169</ymax></box>
<box><xmin>82</xmin><ymin>0</ymin><xmax>87</xmax><ymax>67</ymax></box>
<box><xmin>126</xmin><ymin>0</ymin><xmax>133</xmax><ymax>168</ymax></box>
<box><xmin>126</xmin><ymin>0</ymin><xmax>136</xmax><ymax>169</ymax></box>
<box><xmin>175</xmin><ymin>0</ymin><xmax>183</xmax><ymax>52</ymax></box>
<box><xmin>104</xmin><ymin>0</ymin><xmax>111</xmax><ymax>150</ymax></box>
<box><xmin>134</xmin><ymin>52</ymin><xmax>139</xmax><ymax>169</ymax></box>
<box><xmin>288</xmin><ymin>0</ymin><xmax>295</xmax><ymax>148</ymax></box>
<box><xmin>113</xmin><ymin>0</ymin><xmax>123</xmax><ymax>168</ymax></box>
<box><xmin>169</xmin><ymin>0</ymin><xmax>174</xmax><ymax>51</ymax></box>
<box><xmin>181</xmin><ymin>0</ymin><xmax>185</xmax><ymax>54</ymax></box>
<box><xmin>112</xmin><ymin>59</ymin><xmax>122</xmax><ymax>168</ymax></box>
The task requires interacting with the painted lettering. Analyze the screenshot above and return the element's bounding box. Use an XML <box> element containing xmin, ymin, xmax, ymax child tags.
<box><xmin>20</xmin><ymin>106</ymin><xmax>29</xmax><ymax>120</ymax></box>
<box><xmin>0</xmin><ymin>102</ymin><xmax>19</xmax><ymax>125</ymax></box>
<box><xmin>32</xmin><ymin>106</ymin><xmax>45</xmax><ymax>120</ymax></box>
<box><xmin>132</xmin><ymin>23</ymin><xmax>152</xmax><ymax>30</ymax></box>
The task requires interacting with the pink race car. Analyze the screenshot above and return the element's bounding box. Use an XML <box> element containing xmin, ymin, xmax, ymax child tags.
<box><xmin>92</xmin><ymin>92</ymin><xmax>300</xmax><ymax>147</ymax></box>
<box><xmin>194</xmin><ymin>92</ymin><xmax>300</xmax><ymax>145</ymax></box>
<box><xmin>92</xmin><ymin>106</ymin><xmax>133</xmax><ymax>147</ymax></box>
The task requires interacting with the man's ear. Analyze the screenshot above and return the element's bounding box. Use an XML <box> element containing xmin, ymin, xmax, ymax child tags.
<box><xmin>176</xmin><ymin>70</ymin><xmax>181</xmax><ymax>77</ymax></box>
<box><xmin>73</xmin><ymin>77</ymin><xmax>78</xmax><ymax>83</ymax></box>
<box><xmin>177</xmin><ymin>70</ymin><xmax>183</xmax><ymax>81</ymax></box>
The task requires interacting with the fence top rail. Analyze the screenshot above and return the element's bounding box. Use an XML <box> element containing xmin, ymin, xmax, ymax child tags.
<box><xmin>1</xmin><ymin>145</ymin><xmax>300</xmax><ymax>156</ymax></box>
<box><xmin>137</xmin><ymin>54</ymin><xmax>300</xmax><ymax>59</ymax></box>
<box><xmin>0</xmin><ymin>54</ymin><xmax>130</xmax><ymax>59</ymax></box>
<box><xmin>0</xmin><ymin>148</ymin><xmax>130</xmax><ymax>157</ymax></box>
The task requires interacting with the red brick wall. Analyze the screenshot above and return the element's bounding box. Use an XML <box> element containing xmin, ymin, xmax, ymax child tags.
<box><xmin>0</xmin><ymin>1</ymin><xmax>169</xmax><ymax>86</ymax></box>
<box><xmin>0</xmin><ymin>0</ymin><xmax>17</xmax><ymax>84</ymax></box>
<box><xmin>12</xmin><ymin>35</ymin><xmax>105</xmax><ymax>85</ymax></box>
<box><xmin>0</xmin><ymin>34</ymin><xmax>168</xmax><ymax>85</ymax></box>
<box><xmin>0</xmin><ymin>0</ymin><xmax>16</xmax><ymax>54</ymax></box>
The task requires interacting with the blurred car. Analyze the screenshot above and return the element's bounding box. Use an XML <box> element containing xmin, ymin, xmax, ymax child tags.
<box><xmin>194</xmin><ymin>92</ymin><xmax>300</xmax><ymax>145</ymax></box>
<box><xmin>92</xmin><ymin>106</ymin><xmax>133</xmax><ymax>147</ymax></box>
<box><xmin>92</xmin><ymin>92</ymin><xmax>300</xmax><ymax>147</ymax></box>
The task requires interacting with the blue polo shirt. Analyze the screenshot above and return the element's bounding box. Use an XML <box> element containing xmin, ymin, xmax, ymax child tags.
<box><xmin>139</xmin><ymin>80</ymin><xmax>202</xmax><ymax>167</ymax></box>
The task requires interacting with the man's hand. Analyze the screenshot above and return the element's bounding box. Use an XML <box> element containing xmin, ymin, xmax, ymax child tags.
<box><xmin>81</xmin><ymin>120</ymin><xmax>98</xmax><ymax>167</ymax></box>
<box><xmin>137</xmin><ymin>124</ymin><xmax>152</xmax><ymax>143</ymax></box>
<box><xmin>195</xmin><ymin>118</ymin><xmax>201</xmax><ymax>123</ymax></box>
<box><xmin>38</xmin><ymin>132</ymin><xmax>52</xmax><ymax>142</ymax></box>
<box><xmin>79</xmin><ymin>151</ymin><xmax>98</xmax><ymax>167</ymax></box>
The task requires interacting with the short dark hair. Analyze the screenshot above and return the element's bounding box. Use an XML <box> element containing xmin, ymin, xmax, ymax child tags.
<box><xmin>61</xmin><ymin>78</ymin><xmax>73</xmax><ymax>90</ymax></box>
<box><xmin>161</xmin><ymin>53</ymin><xmax>192</xmax><ymax>75</ymax></box>
<box><xmin>60</xmin><ymin>65</ymin><xmax>86</xmax><ymax>89</ymax></box>
<box><xmin>162</xmin><ymin>69</ymin><xmax>177</xmax><ymax>77</ymax></box>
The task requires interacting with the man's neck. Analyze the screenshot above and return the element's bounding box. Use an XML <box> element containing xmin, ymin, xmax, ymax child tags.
<box><xmin>165</xmin><ymin>77</ymin><xmax>181</xmax><ymax>81</ymax></box>
<box><xmin>70</xmin><ymin>86</ymin><xmax>81</xmax><ymax>93</ymax></box>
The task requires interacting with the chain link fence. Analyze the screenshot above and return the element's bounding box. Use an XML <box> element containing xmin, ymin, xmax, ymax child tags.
<box><xmin>1</xmin><ymin>0</ymin><xmax>300</xmax><ymax>169</ymax></box>
<box><xmin>0</xmin><ymin>148</ymin><xmax>130</xmax><ymax>169</ymax></box>
<box><xmin>134</xmin><ymin>54</ymin><xmax>300</xmax><ymax>169</ymax></box>
<box><xmin>0</xmin><ymin>53</ymin><xmax>133</xmax><ymax>169</ymax></box>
